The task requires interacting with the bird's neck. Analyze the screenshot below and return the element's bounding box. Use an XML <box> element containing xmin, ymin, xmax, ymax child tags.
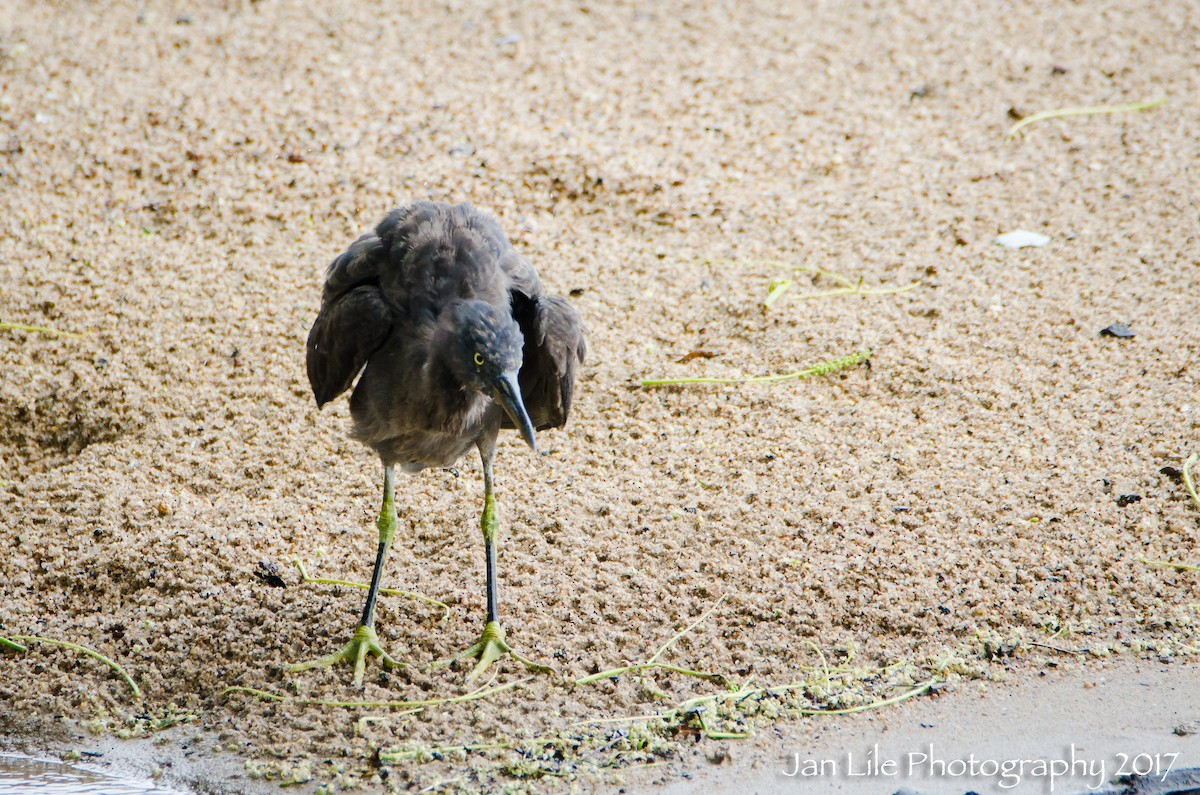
<box><xmin>421</xmin><ymin>348</ymin><xmax>494</xmax><ymax>434</ymax></box>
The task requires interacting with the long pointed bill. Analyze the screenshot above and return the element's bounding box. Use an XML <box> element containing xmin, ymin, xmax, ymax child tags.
<box><xmin>493</xmin><ymin>371</ymin><xmax>537</xmax><ymax>453</ymax></box>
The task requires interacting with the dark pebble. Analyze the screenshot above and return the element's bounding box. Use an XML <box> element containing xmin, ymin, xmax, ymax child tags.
<box><xmin>254</xmin><ymin>560</ymin><xmax>287</xmax><ymax>588</ymax></box>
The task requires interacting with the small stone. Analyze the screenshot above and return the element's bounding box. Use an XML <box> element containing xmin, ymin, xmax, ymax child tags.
<box><xmin>706</xmin><ymin>744</ymin><xmax>732</xmax><ymax>765</ymax></box>
<box><xmin>1099</xmin><ymin>323</ymin><xmax>1135</xmax><ymax>339</ymax></box>
<box><xmin>1174</xmin><ymin>719</ymin><xmax>1200</xmax><ymax>736</ymax></box>
<box><xmin>1116</xmin><ymin>494</ymin><xmax>1142</xmax><ymax>507</ymax></box>
<box><xmin>994</xmin><ymin>230</ymin><xmax>1050</xmax><ymax>249</ymax></box>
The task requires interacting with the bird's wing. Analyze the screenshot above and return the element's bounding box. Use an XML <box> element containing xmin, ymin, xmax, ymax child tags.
<box><xmin>306</xmin><ymin>234</ymin><xmax>397</xmax><ymax>408</ymax></box>
<box><xmin>508</xmin><ymin>290</ymin><xmax>587</xmax><ymax>430</ymax></box>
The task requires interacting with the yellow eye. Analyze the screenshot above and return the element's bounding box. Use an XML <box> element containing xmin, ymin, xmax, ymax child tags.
<box><xmin>473</xmin><ymin>352</ymin><xmax>485</xmax><ymax>366</ymax></box>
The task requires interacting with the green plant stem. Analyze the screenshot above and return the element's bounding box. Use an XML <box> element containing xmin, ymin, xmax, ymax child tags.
<box><xmin>676</xmin><ymin>677</ymin><xmax>933</xmax><ymax>718</ymax></box>
<box><xmin>1006</xmin><ymin>97</ymin><xmax>1167</xmax><ymax>140</ymax></box>
<box><xmin>707</xmin><ymin>259</ymin><xmax>922</xmax><ymax>305</ymax></box>
<box><xmin>1</xmin><ymin>636</ymin><xmax>27</xmax><ymax>652</ymax></box>
<box><xmin>8</xmin><ymin>635</ymin><xmax>141</xmax><ymax>699</ymax></box>
<box><xmin>293</xmin><ymin>559</ymin><xmax>450</xmax><ymax>618</ymax></box>
<box><xmin>647</xmin><ymin>595</ymin><xmax>726</xmax><ymax>665</ymax></box>
<box><xmin>1139</xmin><ymin>454</ymin><xmax>1200</xmax><ymax>572</ymax></box>
<box><xmin>576</xmin><ymin>661</ymin><xmax>725</xmax><ymax>686</ymax></box>
<box><xmin>794</xmin><ymin>679</ymin><xmax>934</xmax><ymax>715</ymax></box>
<box><xmin>221</xmin><ymin>675</ymin><xmax>531</xmax><ymax>709</ymax></box>
<box><xmin>581</xmin><ymin>678</ymin><xmax>935</xmax><ymax>741</ymax></box>
<box><xmin>1141</xmin><ymin>557</ymin><xmax>1200</xmax><ymax>573</ymax></box>
<box><xmin>641</xmin><ymin>348</ymin><xmax>871</xmax><ymax>388</ymax></box>
<box><xmin>695</xmin><ymin>710</ymin><xmax>750</xmax><ymax>739</ymax></box>
<box><xmin>382</xmin><ymin>735</ymin><xmax>560</xmax><ymax>764</ymax></box>
<box><xmin>383</xmin><ymin>740</ymin><xmax>510</xmax><ymax>763</ymax></box>
<box><xmin>0</xmin><ymin>321</ymin><xmax>87</xmax><ymax>339</ymax></box>
<box><xmin>1184</xmin><ymin>452</ymin><xmax>1199</xmax><ymax>509</ymax></box>
<box><xmin>763</xmin><ymin>278</ymin><xmax>793</xmax><ymax>308</ymax></box>
<box><xmin>576</xmin><ymin>596</ymin><xmax>726</xmax><ymax>685</ymax></box>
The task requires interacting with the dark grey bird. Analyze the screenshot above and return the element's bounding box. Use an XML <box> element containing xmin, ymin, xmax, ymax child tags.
<box><xmin>293</xmin><ymin>201</ymin><xmax>586</xmax><ymax>684</ymax></box>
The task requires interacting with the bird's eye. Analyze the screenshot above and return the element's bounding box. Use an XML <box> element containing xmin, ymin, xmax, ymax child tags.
<box><xmin>473</xmin><ymin>352</ymin><xmax>485</xmax><ymax>366</ymax></box>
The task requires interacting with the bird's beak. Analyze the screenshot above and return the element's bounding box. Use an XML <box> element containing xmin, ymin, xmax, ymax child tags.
<box><xmin>493</xmin><ymin>371</ymin><xmax>537</xmax><ymax>454</ymax></box>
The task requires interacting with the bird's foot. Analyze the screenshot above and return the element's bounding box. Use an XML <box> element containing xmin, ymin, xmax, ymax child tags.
<box><xmin>432</xmin><ymin>621</ymin><xmax>555</xmax><ymax>682</ymax></box>
<box><xmin>288</xmin><ymin>624</ymin><xmax>402</xmax><ymax>686</ymax></box>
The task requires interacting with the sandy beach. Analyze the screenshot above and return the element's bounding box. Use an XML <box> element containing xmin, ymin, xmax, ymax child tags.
<box><xmin>2</xmin><ymin>1</ymin><xmax>1198</xmax><ymax>791</ymax></box>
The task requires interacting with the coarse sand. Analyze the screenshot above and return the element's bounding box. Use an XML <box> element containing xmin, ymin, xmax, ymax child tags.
<box><xmin>1</xmin><ymin>1</ymin><xmax>1198</xmax><ymax>792</ymax></box>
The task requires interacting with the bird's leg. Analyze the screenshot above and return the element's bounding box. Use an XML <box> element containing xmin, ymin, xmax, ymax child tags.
<box><xmin>433</xmin><ymin>447</ymin><xmax>554</xmax><ymax>681</ymax></box>
<box><xmin>289</xmin><ymin>464</ymin><xmax>403</xmax><ymax>685</ymax></box>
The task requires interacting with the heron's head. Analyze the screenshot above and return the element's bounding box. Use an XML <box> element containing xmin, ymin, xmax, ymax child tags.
<box><xmin>441</xmin><ymin>300</ymin><xmax>536</xmax><ymax>452</ymax></box>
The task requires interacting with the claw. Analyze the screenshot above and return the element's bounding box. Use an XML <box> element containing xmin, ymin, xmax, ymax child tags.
<box><xmin>288</xmin><ymin>624</ymin><xmax>402</xmax><ymax>685</ymax></box>
<box><xmin>431</xmin><ymin>621</ymin><xmax>555</xmax><ymax>682</ymax></box>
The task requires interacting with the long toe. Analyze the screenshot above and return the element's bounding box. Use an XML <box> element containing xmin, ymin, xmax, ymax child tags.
<box><xmin>467</xmin><ymin>636</ymin><xmax>507</xmax><ymax>683</ymax></box>
<box><xmin>506</xmin><ymin>647</ymin><xmax>555</xmax><ymax>677</ymax></box>
<box><xmin>432</xmin><ymin>621</ymin><xmax>556</xmax><ymax>682</ymax></box>
<box><xmin>287</xmin><ymin>624</ymin><xmax>403</xmax><ymax>686</ymax></box>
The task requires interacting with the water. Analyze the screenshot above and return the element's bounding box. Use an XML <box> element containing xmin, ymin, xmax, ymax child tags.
<box><xmin>0</xmin><ymin>754</ymin><xmax>186</xmax><ymax>794</ymax></box>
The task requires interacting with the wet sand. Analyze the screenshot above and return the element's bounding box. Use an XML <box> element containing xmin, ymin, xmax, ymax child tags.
<box><xmin>666</xmin><ymin>657</ymin><xmax>1200</xmax><ymax>795</ymax></box>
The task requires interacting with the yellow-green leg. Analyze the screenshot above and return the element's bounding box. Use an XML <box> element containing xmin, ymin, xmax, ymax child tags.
<box><xmin>289</xmin><ymin>463</ymin><xmax>403</xmax><ymax>685</ymax></box>
<box><xmin>433</xmin><ymin>445</ymin><xmax>554</xmax><ymax>682</ymax></box>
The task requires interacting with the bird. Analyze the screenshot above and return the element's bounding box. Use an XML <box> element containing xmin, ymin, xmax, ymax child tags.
<box><xmin>292</xmin><ymin>201</ymin><xmax>586</xmax><ymax>684</ymax></box>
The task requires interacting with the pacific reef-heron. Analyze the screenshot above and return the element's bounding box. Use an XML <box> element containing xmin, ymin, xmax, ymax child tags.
<box><xmin>294</xmin><ymin>201</ymin><xmax>586</xmax><ymax>683</ymax></box>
